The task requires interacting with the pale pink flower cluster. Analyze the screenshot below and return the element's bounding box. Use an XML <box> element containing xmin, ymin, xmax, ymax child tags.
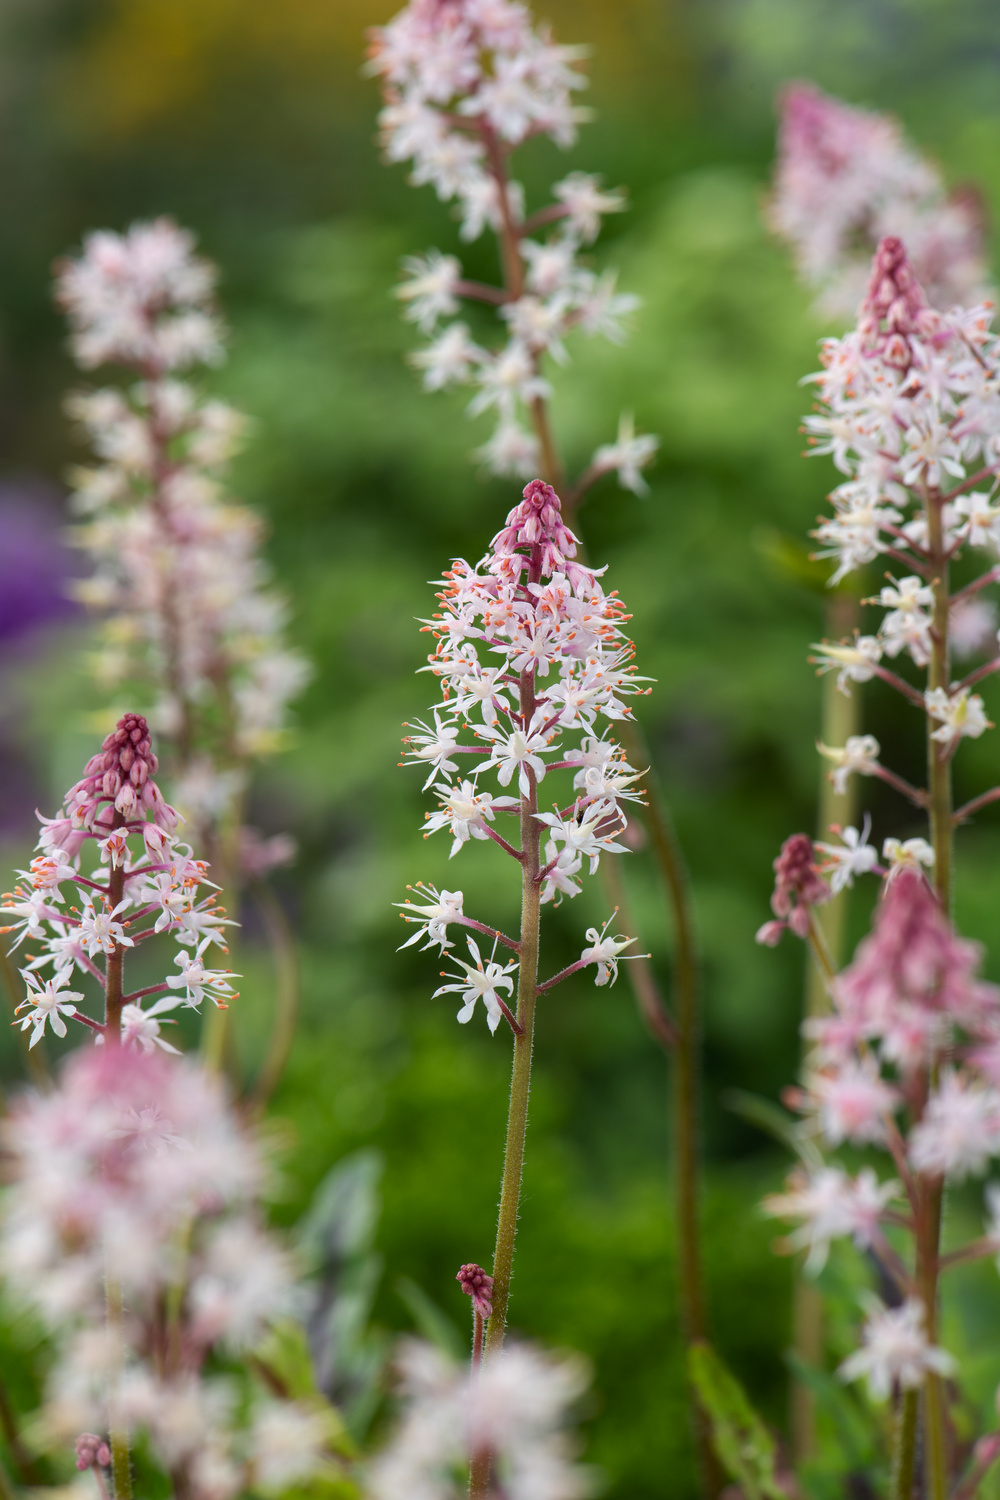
<box><xmin>1</xmin><ymin>714</ymin><xmax>236</xmax><ymax>1050</ymax></box>
<box><xmin>769</xmin><ymin>83</ymin><xmax>990</xmax><ymax>319</ymax></box>
<box><xmin>398</xmin><ymin>480</ymin><xmax>646</xmax><ymax>1026</ymax></box>
<box><xmin>368</xmin><ymin>1339</ymin><xmax>590</xmax><ymax>1500</ymax></box>
<box><xmin>806</xmin><ymin>236</ymin><xmax>1000</xmax><ymax>592</ymax></box>
<box><xmin>56</xmin><ymin>219</ymin><xmax>310</xmax><ymax>827</ymax></box>
<box><xmin>766</xmin><ymin>870</ymin><xmax>1000</xmax><ymax>1398</ymax></box>
<box><xmin>368</xmin><ymin>0</ymin><xmax>656</xmax><ymax>488</ymax></box>
<box><xmin>0</xmin><ymin>1046</ymin><xmax>332</xmax><ymax>1499</ymax></box>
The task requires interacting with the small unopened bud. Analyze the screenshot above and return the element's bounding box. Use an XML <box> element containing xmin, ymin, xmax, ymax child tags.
<box><xmin>75</xmin><ymin>1433</ymin><xmax>111</xmax><ymax>1471</ymax></box>
<box><xmin>457</xmin><ymin>1262</ymin><xmax>494</xmax><ymax>1319</ymax></box>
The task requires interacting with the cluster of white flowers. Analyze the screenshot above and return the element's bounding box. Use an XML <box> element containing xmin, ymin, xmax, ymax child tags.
<box><xmin>0</xmin><ymin>1044</ymin><xmax>337</xmax><ymax>1499</ymax></box>
<box><xmin>368</xmin><ymin>1339</ymin><xmax>591</xmax><ymax>1500</ymax></box>
<box><xmin>55</xmin><ymin>218</ymin><xmax>310</xmax><ymax>830</ymax></box>
<box><xmin>368</xmin><ymin>0</ymin><xmax>657</xmax><ymax>489</ymax></box>
<box><xmin>769</xmin><ymin>82</ymin><xmax>990</xmax><ymax>319</ymax></box>
<box><xmin>398</xmin><ymin>479</ymin><xmax>646</xmax><ymax>1028</ymax></box>
<box><xmin>0</xmin><ymin>714</ymin><xmax>237</xmax><ymax>1051</ymax></box>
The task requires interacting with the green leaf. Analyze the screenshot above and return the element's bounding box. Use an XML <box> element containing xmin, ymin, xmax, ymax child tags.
<box><xmin>689</xmin><ymin>1341</ymin><xmax>792</xmax><ymax>1500</ymax></box>
<box><xmin>396</xmin><ymin>1276</ymin><xmax>465</xmax><ymax>1360</ymax></box>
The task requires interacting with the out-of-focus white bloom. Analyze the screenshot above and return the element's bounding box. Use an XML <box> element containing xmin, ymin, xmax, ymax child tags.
<box><xmin>553</xmin><ymin>172</ymin><xmax>626</xmax><ymax>242</ymax></box>
<box><xmin>56</xmin><ymin>221</ymin><xmax>309</xmax><ymax>836</ymax></box>
<box><xmin>764</xmin><ymin>1166</ymin><xmax>900</xmax><ymax>1272</ymax></box>
<box><xmin>950</xmin><ymin>597</ymin><xmax>999</xmax><ymax>659</ymax></box>
<box><xmin>815</xmin><ymin>817</ymin><xmax>879</xmax><ymax>894</ymax></box>
<box><xmin>396</xmin><ymin>250</ymin><xmax>463</xmax><ymax>332</ymax></box>
<box><xmin>883</xmin><ymin>836</ymin><xmax>936</xmax><ymax>876</ymax></box>
<box><xmin>433</xmin><ymin>937</ymin><xmax>518</xmax><ymax>1034</ymax></box>
<box><xmin>909</xmin><ymin>1071</ymin><xmax>1000</xmax><ymax>1180</ymax></box>
<box><xmin>817</xmin><ymin>733</ymin><xmax>881</xmax><ymax>795</ymax></box>
<box><xmin>839</xmin><ymin>1299</ymin><xmax>956</xmax><ymax>1400</ymax></box>
<box><xmin>369</xmin><ymin>1338</ymin><xmax>591</xmax><ymax>1500</ymax></box>
<box><xmin>411</xmin><ymin>321</ymin><xmax>483</xmax><ymax>390</ymax></box>
<box><xmin>591</xmin><ymin>413</ymin><xmax>659</xmax><ymax>495</ymax></box>
<box><xmin>249</xmin><ymin>1401</ymin><xmax>331</xmax><ymax>1491</ymax></box>
<box><xmin>810</xmin><ymin>636</ymin><xmax>883</xmax><ymax>694</ymax></box>
<box><xmin>926</xmin><ymin>686</ymin><xmax>992</xmax><ymax>745</ymax></box>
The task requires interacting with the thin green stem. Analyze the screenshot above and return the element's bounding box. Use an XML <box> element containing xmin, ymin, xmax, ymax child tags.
<box><xmin>106</xmin><ymin>1273</ymin><xmax>132</xmax><ymax>1500</ymax></box>
<box><xmin>892</xmin><ymin>1390</ymin><xmax>919</xmax><ymax>1500</ymax></box>
<box><xmin>922</xmin><ymin>485</ymin><xmax>951</xmax><ymax>1500</ymax></box>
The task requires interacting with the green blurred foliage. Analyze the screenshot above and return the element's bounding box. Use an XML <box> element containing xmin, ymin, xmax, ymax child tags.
<box><xmin>1</xmin><ymin>2</ymin><xmax>1000</xmax><ymax>1496</ymax></box>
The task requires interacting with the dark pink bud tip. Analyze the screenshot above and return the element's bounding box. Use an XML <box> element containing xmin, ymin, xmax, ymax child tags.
<box><xmin>457</xmin><ymin>1261</ymin><xmax>494</xmax><ymax>1319</ymax></box>
<box><xmin>75</xmin><ymin>1434</ymin><xmax>111</xmax><ymax>1471</ymax></box>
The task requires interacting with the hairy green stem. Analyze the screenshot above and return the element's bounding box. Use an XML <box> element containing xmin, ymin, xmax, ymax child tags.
<box><xmin>106</xmin><ymin>1274</ymin><xmax>132</xmax><ymax>1500</ymax></box>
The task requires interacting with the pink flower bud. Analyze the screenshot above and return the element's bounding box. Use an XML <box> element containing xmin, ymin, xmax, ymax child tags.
<box><xmin>457</xmin><ymin>1261</ymin><xmax>494</xmax><ymax>1319</ymax></box>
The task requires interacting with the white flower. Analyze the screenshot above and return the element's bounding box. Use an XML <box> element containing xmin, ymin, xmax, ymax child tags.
<box><xmin>165</xmin><ymin>943</ymin><xmax>239</xmax><ymax>1009</ymax></box>
<box><xmin>467</xmin><ymin>340</ymin><xmax>551</xmax><ymax>418</ymax></box>
<box><xmin>950</xmin><ymin>597</ymin><xmax>998</xmax><ymax>659</ymax></box>
<box><xmin>396</xmin><ymin>250</ymin><xmax>462</xmax><ymax>333</ymax></box>
<box><xmin>402</xmin><ymin>711</ymin><xmax>464</xmax><ymax>790</ymax></box>
<box><xmin>839</xmin><ymin>1299</ymin><xmax>956</xmax><ymax>1400</ymax></box>
<box><xmin>410</xmin><ymin>321</ymin><xmax>483</xmax><ymax>391</ymax></box>
<box><xmin>15</xmin><ymin>970</ymin><xmax>84</xmax><ymax>1047</ymax></box>
<box><xmin>815</xmin><ymin>816</ymin><xmax>879</xmax><ymax>893</ymax></box>
<box><xmin>482</xmin><ymin>723</ymin><xmax>555</xmax><ymax>797</ymax></box>
<box><xmin>395</xmin><ymin>884</ymin><xmax>464</xmax><ymax>952</ymax></box>
<box><xmin>592</xmin><ymin>412</ymin><xmax>659</xmax><ymax>495</ymax></box>
<box><xmin>536</xmin><ymin>799</ymin><xmax>627</xmax><ymax>874</ymax></box>
<box><xmin>909</xmin><ymin>1071</ymin><xmax>1000</xmax><ymax>1180</ymax></box>
<box><xmin>473</xmin><ymin>417</ymin><xmax>540</xmax><ymax>478</ymax></box>
<box><xmin>77</xmin><ymin>895</ymin><xmax>135</xmax><ymax>957</ymax></box>
<box><xmin>764</xmin><ymin>1166</ymin><xmax>900</xmax><ymax>1272</ymax></box>
<box><xmin>810</xmin><ymin>636</ymin><xmax>883</xmax><ymax>694</ymax></box>
<box><xmin>817</xmin><ymin>733</ymin><xmax>881</xmax><ymax>795</ymax></box>
<box><xmin>883</xmin><ymin>836</ymin><xmax>935</xmax><ymax>875</ymax></box>
<box><xmin>119</xmin><ymin>998</ymin><xmax>183</xmax><ymax>1054</ymax></box>
<box><xmin>553</xmin><ymin>171</ymin><xmax>626</xmax><ymax>242</ymax></box>
<box><xmin>925</xmin><ymin>686</ymin><xmax>992</xmax><ymax>745</ymax></box>
<box><xmin>249</xmin><ymin>1401</ymin><xmax>329</xmax><ymax>1491</ymax></box>
<box><xmin>578</xmin><ymin>917</ymin><xmax>641</xmax><ymax>986</ymax></box>
<box><xmin>432</xmin><ymin>937</ymin><xmax>518</xmax><ymax>1035</ymax></box>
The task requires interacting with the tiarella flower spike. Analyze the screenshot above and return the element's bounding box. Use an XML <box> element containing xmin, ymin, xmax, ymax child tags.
<box><xmin>400</xmin><ymin>479</ymin><xmax>646</xmax><ymax>1031</ymax></box>
<box><xmin>769</xmin><ymin>82</ymin><xmax>990</xmax><ymax>318</ymax></box>
<box><xmin>368</xmin><ymin>0</ymin><xmax>657</xmax><ymax>493</ymax></box>
<box><xmin>1</xmin><ymin>713</ymin><xmax>237</xmax><ymax>1049</ymax></box>
<box><xmin>55</xmin><ymin>220</ymin><xmax>309</xmax><ymax>844</ymax></box>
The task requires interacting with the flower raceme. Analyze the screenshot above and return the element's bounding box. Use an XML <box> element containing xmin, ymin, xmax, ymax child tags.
<box><xmin>0</xmin><ymin>1044</ymin><xmax>336</xmax><ymax>1499</ymax></box>
<box><xmin>368</xmin><ymin>0</ymin><xmax>657</xmax><ymax>491</ymax></box>
<box><xmin>55</xmin><ymin>218</ymin><xmax>309</xmax><ymax>833</ymax></box>
<box><xmin>1</xmin><ymin>713</ymin><xmax>237</xmax><ymax>1051</ymax></box>
<box><xmin>398</xmin><ymin>479</ymin><xmax>646</xmax><ymax>1025</ymax></box>
<box><xmin>769</xmin><ymin>82</ymin><xmax>990</xmax><ymax>319</ymax></box>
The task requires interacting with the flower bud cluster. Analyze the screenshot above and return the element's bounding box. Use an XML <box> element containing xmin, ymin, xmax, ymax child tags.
<box><xmin>0</xmin><ymin>1045</ymin><xmax>334</xmax><ymax>1499</ymax></box>
<box><xmin>399</xmin><ymin>480</ymin><xmax>646</xmax><ymax>1025</ymax></box>
<box><xmin>369</xmin><ymin>1338</ymin><xmax>590</xmax><ymax>1500</ymax></box>
<box><xmin>1</xmin><ymin>714</ymin><xmax>236</xmax><ymax>1050</ymax></box>
<box><xmin>55</xmin><ymin>219</ymin><xmax>310</xmax><ymax>827</ymax></box>
<box><xmin>368</xmin><ymin>0</ymin><xmax>657</xmax><ymax>489</ymax></box>
<box><xmin>769</xmin><ymin>83</ymin><xmax>990</xmax><ymax>319</ymax></box>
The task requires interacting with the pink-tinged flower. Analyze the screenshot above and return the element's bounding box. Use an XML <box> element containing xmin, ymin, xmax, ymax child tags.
<box><xmin>810</xmin><ymin>1059</ymin><xmax>900</xmax><ymax>1146</ymax></box>
<box><xmin>763</xmin><ymin>1165</ymin><xmax>900</xmax><ymax>1272</ymax></box>
<box><xmin>456</xmin><ymin>1261</ymin><xmax>494</xmax><ymax>1318</ymax></box>
<box><xmin>769</xmin><ymin>82</ymin><xmax>989</xmax><ymax>318</ymax></box>
<box><xmin>909</xmin><ymin>1071</ymin><xmax>1000</xmax><ymax>1180</ymax></box>
<box><xmin>759</xmin><ymin>833</ymin><xmax>829</xmax><ymax>946</ymax></box>
<box><xmin>835</xmin><ymin>869</ymin><xmax>995</xmax><ymax>1040</ymax></box>
<box><xmin>433</xmin><ymin>937</ymin><xmax>518</xmax><ymax>1034</ymax></box>
<box><xmin>839</xmin><ymin>1298</ymin><xmax>956</xmax><ymax>1400</ymax></box>
<box><xmin>75</xmin><ymin>1433</ymin><xmax>111</xmax><ymax>1471</ymax></box>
